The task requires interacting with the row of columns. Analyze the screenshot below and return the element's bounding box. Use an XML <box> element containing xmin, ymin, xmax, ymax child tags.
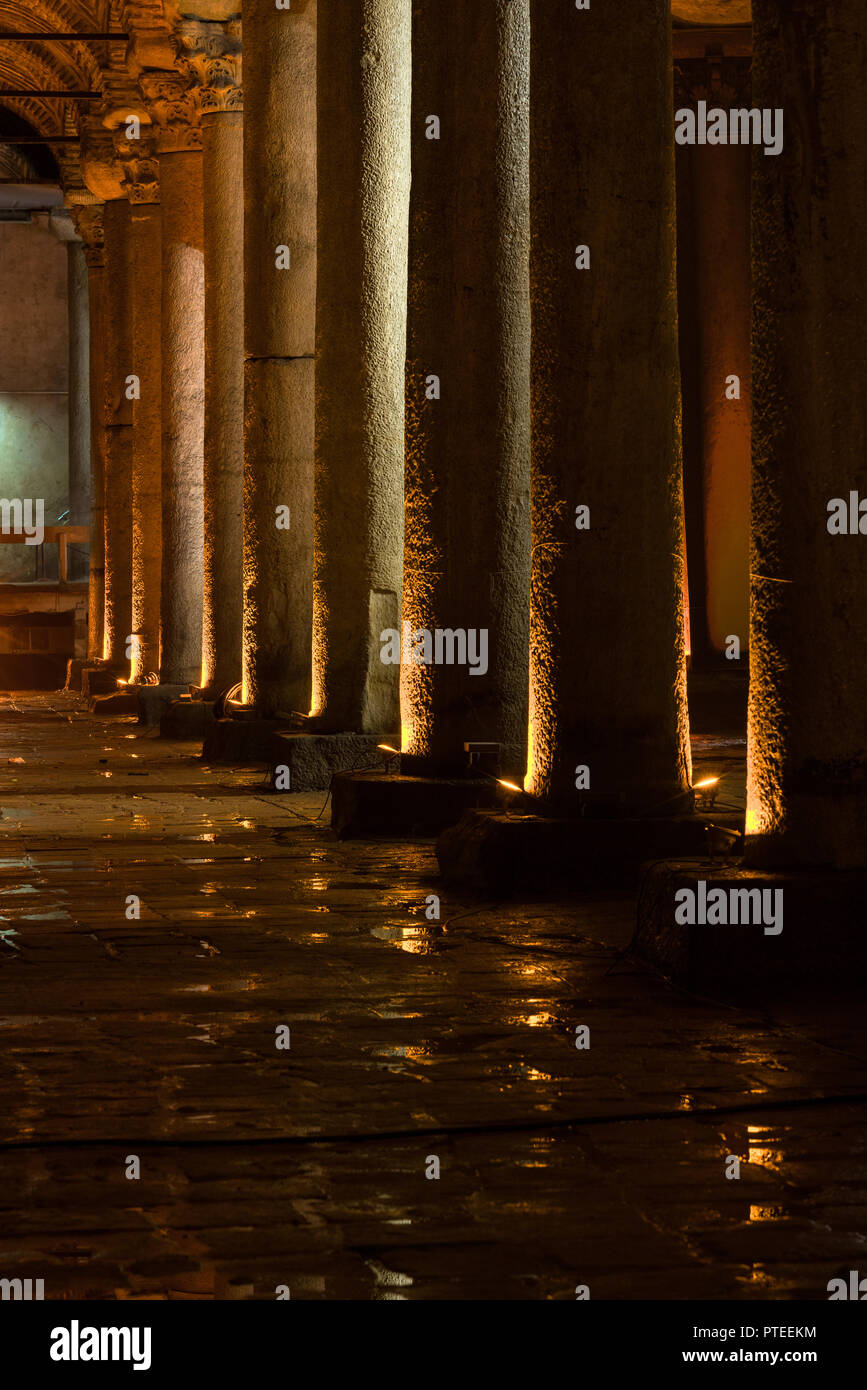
<box><xmin>71</xmin><ymin>0</ymin><xmax>864</xmax><ymax>870</ymax></box>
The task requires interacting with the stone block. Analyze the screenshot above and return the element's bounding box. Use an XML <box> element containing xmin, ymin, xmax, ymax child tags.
<box><xmin>436</xmin><ymin>810</ymin><xmax>741</xmax><ymax>893</ymax></box>
<box><xmin>202</xmin><ymin>716</ymin><xmax>295</xmax><ymax>764</ymax></box>
<box><xmin>160</xmin><ymin>699</ymin><xmax>216</xmax><ymax>740</ymax></box>
<box><xmin>268</xmin><ymin>731</ymin><xmax>389</xmax><ymax>792</ymax></box>
<box><xmin>331</xmin><ymin>771</ymin><xmax>501</xmax><ymax>838</ymax></box>
<box><xmin>632</xmin><ymin>859</ymin><xmax>867</xmax><ymax>996</ymax></box>
<box><xmin>136</xmin><ymin>683</ymin><xmax>188</xmax><ymax>727</ymax></box>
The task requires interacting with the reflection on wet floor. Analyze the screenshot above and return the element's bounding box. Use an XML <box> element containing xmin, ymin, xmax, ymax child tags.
<box><xmin>0</xmin><ymin>693</ymin><xmax>864</xmax><ymax>1299</ymax></box>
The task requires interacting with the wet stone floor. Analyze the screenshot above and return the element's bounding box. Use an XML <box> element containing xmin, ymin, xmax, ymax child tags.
<box><xmin>0</xmin><ymin>692</ymin><xmax>864</xmax><ymax>1300</ymax></box>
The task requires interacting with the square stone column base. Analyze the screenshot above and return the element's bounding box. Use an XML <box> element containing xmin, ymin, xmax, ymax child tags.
<box><xmin>203</xmin><ymin>717</ymin><xmax>295</xmax><ymax>763</ymax></box>
<box><xmin>201</xmin><ymin>721</ymin><xmax>393</xmax><ymax>791</ymax></box>
<box><xmin>436</xmin><ymin>809</ymin><xmax>740</xmax><ymax>893</ymax></box>
<box><xmin>632</xmin><ymin>860</ymin><xmax>867</xmax><ymax>997</ymax></box>
<box><xmin>65</xmin><ymin>658</ymin><xmax>85</xmax><ymax>692</ymax></box>
<box><xmin>135</xmin><ymin>684</ymin><xmax>189</xmax><ymax>727</ymax></box>
<box><xmin>331</xmin><ymin>771</ymin><xmax>503</xmax><ymax>839</ymax></box>
<box><xmin>88</xmin><ymin>690</ymin><xmax>139</xmax><ymax>715</ymax></box>
<box><xmin>268</xmin><ymin>732</ymin><xmax>390</xmax><ymax>792</ymax></box>
<box><xmin>159</xmin><ymin>698</ymin><xmax>216</xmax><ymax>740</ymax></box>
<box><xmin>80</xmin><ymin>665</ymin><xmax>124</xmax><ymax>700</ymax></box>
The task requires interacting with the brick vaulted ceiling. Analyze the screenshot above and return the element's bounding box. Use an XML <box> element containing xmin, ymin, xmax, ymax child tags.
<box><xmin>0</xmin><ymin>0</ymin><xmax>174</xmax><ymax>195</ymax></box>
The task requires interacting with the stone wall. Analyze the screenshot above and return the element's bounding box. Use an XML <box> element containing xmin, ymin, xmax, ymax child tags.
<box><xmin>0</xmin><ymin>216</ymin><xmax>68</xmax><ymax>580</ymax></box>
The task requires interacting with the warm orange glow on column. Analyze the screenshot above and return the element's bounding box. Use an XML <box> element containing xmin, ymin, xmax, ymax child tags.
<box><xmin>528</xmin><ymin>2</ymin><xmax>691</xmax><ymax>812</ymax></box>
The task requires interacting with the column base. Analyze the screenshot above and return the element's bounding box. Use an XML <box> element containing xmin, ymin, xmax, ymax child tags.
<box><xmin>160</xmin><ymin>698</ymin><xmax>217</xmax><ymax>740</ymax></box>
<box><xmin>65</xmin><ymin>658</ymin><xmax>85</xmax><ymax>692</ymax></box>
<box><xmin>202</xmin><ymin>716</ymin><xmax>296</xmax><ymax>764</ymax></box>
<box><xmin>134</xmin><ymin>684</ymin><xmax>190</xmax><ymax>728</ymax></box>
<box><xmin>80</xmin><ymin>664</ymin><xmax>124</xmax><ymax>700</ymax></box>
<box><xmin>331</xmin><ymin>771</ymin><xmax>502</xmax><ymax>839</ymax></box>
<box><xmin>88</xmin><ymin>689</ymin><xmax>139</xmax><ymax>716</ymax></box>
<box><xmin>436</xmin><ymin>809</ymin><xmax>741</xmax><ymax>893</ymax></box>
<box><xmin>267</xmin><ymin>732</ymin><xmax>394</xmax><ymax>792</ymax></box>
<box><xmin>632</xmin><ymin>860</ymin><xmax>867</xmax><ymax>997</ymax></box>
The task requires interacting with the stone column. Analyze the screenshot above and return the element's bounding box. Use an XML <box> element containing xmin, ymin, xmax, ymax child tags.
<box><xmin>69</xmin><ymin>201</ymin><xmax>106</xmax><ymax>659</ymax></box>
<box><xmin>101</xmin><ymin>197</ymin><xmax>134</xmax><ymax>671</ymax></box>
<box><xmin>182</xmin><ymin>20</ymin><xmax>244</xmax><ymax>695</ymax></box>
<box><xmin>695</xmin><ymin>143</ymin><xmax>751</xmax><ymax>658</ymax></box>
<box><xmin>242</xmin><ymin>0</ymin><xmax>316</xmax><ymax>716</ymax></box>
<box><xmin>48</xmin><ymin>209</ymin><xmax>91</xmax><ymax>583</ymax></box>
<box><xmin>401</xmin><ymin>0</ymin><xmax>531</xmax><ymax>778</ymax></box>
<box><xmin>528</xmin><ymin>0</ymin><xmax>691</xmax><ymax>813</ymax></box>
<box><xmin>66</xmin><ymin>237</ymin><xmax>90</xmax><ymax>578</ymax></box>
<box><xmin>747</xmin><ymin>0</ymin><xmax>867</xmax><ymax>869</ymax></box>
<box><xmin>141</xmin><ymin>69</ymin><xmax>205</xmax><ymax>687</ymax></box>
<box><xmin>122</xmin><ymin>151</ymin><xmax>163</xmax><ymax>682</ymax></box>
<box><xmin>675</xmin><ymin>56</ymin><xmax>753</xmax><ymax>662</ymax></box>
<box><xmin>313</xmin><ymin>0</ymin><xmax>410</xmax><ymax>734</ymax></box>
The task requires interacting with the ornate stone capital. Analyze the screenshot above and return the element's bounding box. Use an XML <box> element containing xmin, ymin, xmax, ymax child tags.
<box><xmin>674</xmin><ymin>47</ymin><xmax>752</xmax><ymax>110</ymax></box>
<box><xmin>176</xmin><ymin>18</ymin><xmax>243</xmax><ymax>116</ymax></box>
<box><xmin>139</xmin><ymin>70</ymin><xmax>204</xmax><ymax>154</ymax></box>
<box><xmin>68</xmin><ymin>202</ymin><xmax>106</xmax><ymax>268</ymax></box>
<box><xmin>113</xmin><ymin>130</ymin><xmax>160</xmax><ymax>204</ymax></box>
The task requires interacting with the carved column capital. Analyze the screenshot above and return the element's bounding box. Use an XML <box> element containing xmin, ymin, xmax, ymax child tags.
<box><xmin>67</xmin><ymin>201</ymin><xmax>106</xmax><ymax>268</ymax></box>
<box><xmin>176</xmin><ymin>18</ymin><xmax>243</xmax><ymax>115</ymax></box>
<box><xmin>674</xmin><ymin>47</ymin><xmax>752</xmax><ymax>110</ymax></box>
<box><xmin>139</xmin><ymin>70</ymin><xmax>204</xmax><ymax>154</ymax></box>
<box><xmin>113</xmin><ymin>130</ymin><xmax>160</xmax><ymax>204</ymax></box>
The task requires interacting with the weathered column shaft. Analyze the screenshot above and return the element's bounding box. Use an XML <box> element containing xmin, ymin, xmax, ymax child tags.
<box><xmin>694</xmin><ymin>144</ymin><xmax>751</xmax><ymax>656</ymax></box>
<box><xmin>202</xmin><ymin>109</ymin><xmax>244</xmax><ymax>693</ymax></box>
<box><xmin>242</xmin><ymin>0</ymin><xmax>316</xmax><ymax>716</ymax></box>
<box><xmin>66</xmin><ymin>239</ymin><xmax>91</xmax><ymax>579</ymax></box>
<box><xmin>401</xmin><ymin>0</ymin><xmax>531</xmax><ymax>777</ymax></box>
<box><xmin>87</xmin><ymin>262</ymin><xmax>106</xmax><ymax>660</ymax></box>
<box><xmin>129</xmin><ymin>198</ymin><xmax>162</xmax><ymax>681</ymax></box>
<box><xmin>313</xmin><ymin>0</ymin><xmax>410</xmax><ymax>733</ymax></box>
<box><xmin>159</xmin><ymin>151</ymin><xmax>205</xmax><ymax>686</ymax></box>
<box><xmin>69</xmin><ymin>202</ymin><xmax>106</xmax><ymax>660</ymax></box>
<box><xmin>747</xmin><ymin>0</ymin><xmax>867</xmax><ymax>868</ymax></box>
<box><xmin>528</xmin><ymin>0</ymin><xmax>691</xmax><ymax>812</ymax></box>
<box><xmin>101</xmin><ymin>198</ymin><xmax>133</xmax><ymax>670</ymax></box>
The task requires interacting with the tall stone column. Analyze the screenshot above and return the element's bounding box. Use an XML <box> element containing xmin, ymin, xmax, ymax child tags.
<box><xmin>401</xmin><ymin>0</ymin><xmax>530</xmax><ymax>778</ymax></box>
<box><xmin>101</xmin><ymin>197</ymin><xmax>134</xmax><ymax>671</ymax></box>
<box><xmin>123</xmin><ymin>151</ymin><xmax>163</xmax><ymax>682</ymax></box>
<box><xmin>695</xmin><ymin>142</ymin><xmax>751</xmax><ymax>658</ymax></box>
<box><xmin>48</xmin><ymin>209</ymin><xmax>92</xmax><ymax>583</ymax></box>
<box><xmin>747</xmin><ymin>0</ymin><xmax>867</xmax><ymax>869</ymax></box>
<box><xmin>66</xmin><ymin>237</ymin><xmax>91</xmax><ymax>579</ymax></box>
<box><xmin>528</xmin><ymin>0</ymin><xmax>691</xmax><ymax>813</ymax></box>
<box><xmin>242</xmin><ymin>0</ymin><xmax>316</xmax><ymax>716</ymax></box>
<box><xmin>181</xmin><ymin>20</ymin><xmax>244</xmax><ymax>695</ymax></box>
<box><xmin>141</xmin><ymin>70</ymin><xmax>206</xmax><ymax>687</ymax></box>
<box><xmin>675</xmin><ymin>57</ymin><xmax>753</xmax><ymax>662</ymax></box>
<box><xmin>313</xmin><ymin>0</ymin><xmax>410</xmax><ymax>734</ymax></box>
<box><xmin>69</xmin><ymin>201</ymin><xmax>106</xmax><ymax>659</ymax></box>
